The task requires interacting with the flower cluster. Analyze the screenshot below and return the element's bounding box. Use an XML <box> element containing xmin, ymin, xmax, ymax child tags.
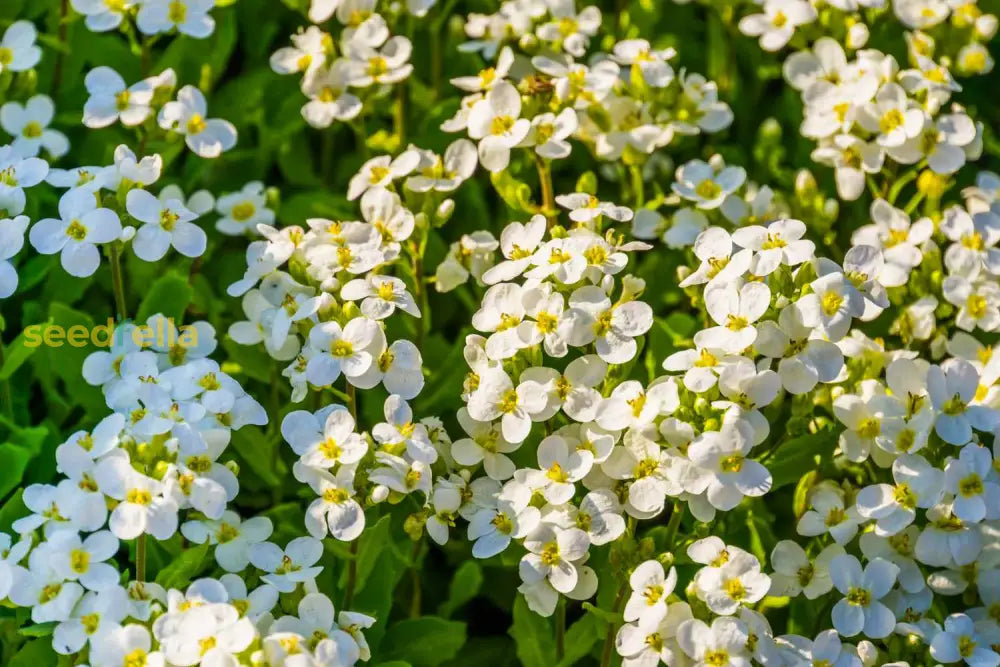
<box><xmin>2</xmin><ymin>0</ymin><xmax>1000</xmax><ymax>665</ymax></box>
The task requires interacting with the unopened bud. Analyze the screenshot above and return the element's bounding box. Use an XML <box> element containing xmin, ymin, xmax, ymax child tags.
<box><xmin>794</xmin><ymin>169</ymin><xmax>817</xmax><ymax>197</ymax></box>
<box><xmin>436</xmin><ymin>199</ymin><xmax>455</xmax><ymax>223</ymax></box>
<box><xmin>847</xmin><ymin>22</ymin><xmax>869</xmax><ymax>49</ymax></box>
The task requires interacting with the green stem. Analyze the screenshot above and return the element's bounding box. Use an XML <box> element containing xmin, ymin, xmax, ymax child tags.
<box><xmin>598</xmin><ymin>583</ymin><xmax>627</xmax><ymax>667</ymax></box>
<box><xmin>629</xmin><ymin>165</ymin><xmax>645</xmax><ymax>207</ymax></box>
<box><xmin>0</xmin><ymin>341</ymin><xmax>13</xmax><ymax>418</ymax></box>
<box><xmin>555</xmin><ymin>597</ymin><xmax>566</xmax><ymax>662</ymax></box>
<box><xmin>343</xmin><ymin>538</ymin><xmax>359</xmax><ymax>609</ymax></box>
<box><xmin>409</xmin><ymin>538</ymin><xmax>423</xmax><ymax>618</ymax></box>
<box><xmin>394</xmin><ymin>83</ymin><xmax>407</xmax><ymax>149</ymax></box>
<box><xmin>664</xmin><ymin>502</ymin><xmax>685</xmax><ymax>549</ymax></box>
<box><xmin>345</xmin><ymin>381</ymin><xmax>357</xmax><ymax>420</ymax></box>
<box><xmin>109</xmin><ymin>242</ymin><xmax>128</xmax><ymax>321</ymax></box>
<box><xmin>351</xmin><ymin>120</ymin><xmax>371</xmax><ymax>161</ymax></box>
<box><xmin>136</xmin><ymin>534</ymin><xmax>146</xmax><ymax>582</ymax></box>
<box><xmin>533</xmin><ymin>153</ymin><xmax>556</xmax><ymax>226</ymax></box>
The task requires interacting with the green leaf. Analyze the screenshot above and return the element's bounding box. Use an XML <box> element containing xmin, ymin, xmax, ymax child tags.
<box><xmin>555</xmin><ymin>614</ymin><xmax>601</xmax><ymax>667</ymax></box>
<box><xmin>581</xmin><ymin>601</ymin><xmax>620</xmax><ymax>627</ymax></box>
<box><xmin>766</xmin><ymin>429</ymin><xmax>837</xmax><ymax>490</ymax></box>
<box><xmin>437</xmin><ymin>560</ymin><xmax>482</xmax><ymax>618</ymax></box>
<box><xmin>229</xmin><ymin>428</ymin><xmax>281</xmax><ymax>487</ymax></box>
<box><xmin>0</xmin><ymin>489</ymin><xmax>27</xmax><ymax>534</ymax></box>
<box><xmin>154</xmin><ymin>544</ymin><xmax>210</xmax><ymax>589</ymax></box>
<box><xmin>136</xmin><ymin>272</ymin><xmax>194</xmax><ymax>325</ymax></box>
<box><xmin>8</xmin><ymin>639</ymin><xmax>56</xmax><ymax>667</ymax></box>
<box><xmin>0</xmin><ymin>444</ymin><xmax>37</xmax><ymax>499</ymax></box>
<box><xmin>490</xmin><ymin>170</ymin><xmax>535</xmax><ymax>215</ymax></box>
<box><xmin>0</xmin><ymin>329</ymin><xmax>41</xmax><ymax>380</ymax></box>
<box><xmin>379</xmin><ymin>617</ymin><xmax>466</xmax><ymax>666</ymax></box>
<box><xmin>508</xmin><ymin>597</ymin><xmax>555</xmax><ymax>667</ymax></box>
<box><xmin>339</xmin><ymin>515</ymin><xmax>392</xmax><ymax>595</ymax></box>
<box><xmin>18</xmin><ymin>622</ymin><xmax>56</xmax><ymax>637</ymax></box>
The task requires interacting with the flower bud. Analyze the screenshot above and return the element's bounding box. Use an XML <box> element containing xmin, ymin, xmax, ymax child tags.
<box><xmin>847</xmin><ymin>22</ymin><xmax>869</xmax><ymax>49</ymax></box>
<box><xmin>436</xmin><ymin>198</ymin><xmax>455</xmax><ymax>223</ymax></box>
<box><xmin>794</xmin><ymin>169</ymin><xmax>817</xmax><ymax>198</ymax></box>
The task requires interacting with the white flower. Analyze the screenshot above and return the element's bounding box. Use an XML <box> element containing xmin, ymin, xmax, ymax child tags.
<box><xmin>829</xmin><ymin>555</ymin><xmax>899</xmax><ymax>639</ymax></box>
<box><xmin>158</xmin><ymin>85</ymin><xmax>237</xmax><ymax>158</ymax></box>
<box><xmin>797</xmin><ymin>485</ymin><xmax>862</xmax><ymax>544</ymax></box>
<box><xmin>856</xmin><ymin>454</ymin><xmax>944</xmax><ymax>534</ymax></box>
<box><xmin>672</xmin><ymin>159</ymin><xmax>746</xmax><ymax>209</ymax></box>
<box><xmin>96</xmin><ymin>457</ymin><xmax>179</xmax><ymax>540</ymax></box>
<box><xmin>0</xmin><ymin>21</ymin><xmax>41</xmax><ymax>73</ymax></box>
<box><xmin>730</xmin><ymin>219</ymin><xmax>814</xmax><ymax>276</ymax></box>
<box><xmin>468</xmin><ymin>483</ymin><xmax>540</xmax><ymax>558</ymax></box>
<box><xmin>126</xmin><ymin>188</ymin><xmax>207</xmax><ymax>261</ymax></box>
<box><xmin>250</xmin><ymin>537</ymin><xmax>323</xmax><ymax>593</ymax></box>
<box><xmin>687</xmin><ymin>421</ymin><xmax>772</xmax><ymax>511</ymax></box>
<box><xmin>71</xmin><ymin>0</ymin><xmax>137</xmax><ymax>31</ymax></box>
<box><xmin>944</xmin><ymin>443</ymin><xmax>999</xmax><ymax>523</ymax></box>
<box><xmin>137</xmin><ymin>0</ymin><xmax>216</xmax><ymax>38</ymax></box>
<box><xmin>452</xmin><ymin>408</ymin><xmax>519</xmax><ymax>480</ymax></box>
<box><xmin>29</xmin><ymin>188</ymin><xmax>122</xmax><ymax>277</ymax></box>
<box><xmin>305</xmin><ymin>317</ymin><xmax>381</xmax><ymax>387</ymax></box>
<box><xmin>535</xmin><ymin>1</ymin><xmax>601</xmax><ymax>57</ymax></box>
<box><xmin>929</xmin><ymin>359</ymin><xmax>998</xmax><ymax>445</ymax></box>
<box><xmin>676</xmin><ymin>616</ymin><xmax>751</xmax><ymax>665</ymax></box>
<box><xmin>0</xmin><ymin>214</ymin><xmax>28</xmax><ymax>298</ymax></box>
<box><xmin>694</xmin><ymin>549</ymin><xmax>771</xmax><ymax>615</ymax></box>
<box><xmin>301</xmin><ymin>62</ymin><xmax>363</xmax><ymax>128</ymax></box>
<box><xmin>451</xmin><ymin>46</ymin><xmax>514</xmax><ymax>92</ymax></box>
<box><xmin>755</xmin><ymin>305</ymin><xmax>844</xmax><ymax>395</ymax></box>
<box><xmin>698</xmin><ymin>281</ymin><xmax>771</xmax><ymax>354</ymax></box>
<box><xmin>555</xmin><ymin>193</ymin><xmax>633</xmax><ymax>225</ymax></box>
<box><xmin>282</xmin><ymin>405</ymin><xmax>368</xmax><ymax>469</ymax></box>
<box><xmin>561</xmin><ymin>285</ymin><xmax>653</xmax><ymax>364</ymax></box>
<box><xmin>858</xmin><ymin>83</ymin><xmax>926</xmax><ymax>148</ymax></box>
<box><xmin>612</xmin><ymin>39</ymin><xmax>675</xmax><ymax>87</ymax></box>
<box><xmin>181</xmin><ymin>511</ymin><xmax>273</xmax><ymax>572</ymax></box>
<box><xmin>1</xmin><ymin>95</ymin><xmax>69</xmax><ymax>159</ymax></box>
<box><xmin>53</xmin><ymin>586</ymin><xmax>128</xmax><ymax>655</ymax></box>
<box><xmin>216</xmin><ymin>181</ymin><xmax>274</xmax><ymax>235</ymax></box>
<box><xmin>348</xmin><ymin>151</ymin><xmax>420</xmax><ymax>200</ymax></box>
<box><xmin>931</xmin><ymin>613</ymin><xmax>1000</xmax><ymax>665</ymax></box>
<box><xmin>405</xmin><ymin>139</ymin><xmax>478</xmax><ymax>193</ymax></box>
<box><xmin>83</xmin><ymin>67</ymin><xmax>157</xmax><ymax>128</ymax></box>
<box><xmin>341</xmin><ymin>275</ymin><xmax>420</xmax><ymax>320</ymax></box>
<box><xmin>344</xmin><ymin>36</ymin><xmax>413</xmax><ymax>87</ymax></box>
<box><xmin>466</xmin><ymin>81</ymin><xmax>531</xmax><ymax>172</ymax></box>
<box><xmin>519</xmin><ymin>524</ymin><xmax>589</xmax><ymax>594</ymax></box>
<box><xmin>624</xmin><ymin>560</ymin><xmax>677</xmax><ymax>628</ymax></box>
<box><xmin>523</xmin><ymin>108</ymin><xmax>578</xmax><ymax>160</ymax></box>
<box><xmin>679</xmin><ymin>227</ymin><xmax>751</xmax><ymax>287</ymax></box>
<box><xmin>46</xmin><ymin>530</ymin><xmax>120</xmax><ymax>592</ymax></box>
<box><xmin>467</xmin><ymin>369</ymin><xmax>547</xmax><ymax>443</ymax></box>
<box><xmin>738</xmin><ymin>0</ymin><xmax>817</xmax><ymax>51</ymax></box>
<box><xmin>768</xmin><ymin>540</ymin><xmax>844</xmax><ymax>599</ymax></box>
<box><xmin>301</xmin><ymin>466</ymin><xmax>366</xmax><ymax>541</ymax></box>
<box><xmin>796</xmin><ymin>272</ymin><xmax>865</xmax><ymax>341</ymax></box>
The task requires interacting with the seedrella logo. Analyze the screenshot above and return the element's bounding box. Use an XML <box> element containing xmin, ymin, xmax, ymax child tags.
<box><xmin>23</xmin><ymin>317</ymin><xmax>200</xmax><ymax>349</ymax></box>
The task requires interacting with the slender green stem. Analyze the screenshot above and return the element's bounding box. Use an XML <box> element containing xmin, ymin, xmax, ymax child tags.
<box><xmin>136</xmin><ymin>534</ymin><xmax>147</xmax><ymax>582</ymax></box>
<box><xmin>109</xmin><ymin>242</ymin><xmax>128</xmax><ymax>321</ymax></box>
<box><xmin>409</xmin><ymin>538</ymin><xmax>423</xmax><ymax>618</ymax></box>
<box><xmin>555</xmin><ymin>597</ymin><xmax>566</xmax><ymax>662</ymax></box>
<box><xmin>351</xmin><ymin>120</ymin><xmax>371</xmax><ymax>161</ymax></box>
<box><xmin>598</xmin><ymin>583</ymin><xmax>627</xmax><ymax>667</ymax></box>
<box><xmin>533</xmin><ymin>153</ymin><xmax>556</xmax><ymax>226</ymax></box>
<box><xmin>629</xmin><ymin>165</ymin><xmax>645</xmax><ymax>207</ymax></box>
<box><xmin>343</xmin><ymin>538</ymin><xmax>359</xmax><ymax>609</ymax></box>
<box><xmin>664</xmin><ymin>502</ymin><xmax>685</xmax><ymax>549</ymax></box>
<box><xmin>0</xmin><ymin>341</ymin><xmax>13</xmax><ymax>418</ymax></box>
<box><xmin>394</xmin><ymin>83</ymin><xmax>407</xmax><ymax>149</ymax></box>
<box><xmin>345</xmin><ymin>381</ymin><xmax>357</xmax><ymax>420</ymax></box>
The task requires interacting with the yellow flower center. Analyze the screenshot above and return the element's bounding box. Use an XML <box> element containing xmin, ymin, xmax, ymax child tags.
<box><xmin>127</xmin><ymin>488</ymin><xmax>152</xmax><ymax>505</ymax></box>
<box><xmin>22</xmin><ymin>121</ymin><xmax>43</xmax><ymax>139</ymax></box>
<box><xmin>490</xmin><ymin>115</ymin><xmax>516</xmax><ymax>136</ymax></box>
<box><xmin>695</xmin><ymin>179</ymin><xmax>722</xmax><ymax>200</ymax></box>
<box><xmin>168</xmin><ymin>0</ymin><xmax>188</xmax><ymax>24</ymax></box>
<box><xmin>70</xmin><ymin>548</ymin><xmax>90</xmax><ymax>574</ymax></box>
<box><xmin>331</xmin><ymin>340</ymin><xmax>354</xmax><ymax>357</ymax></box>
<box><xmin>66</xmin><ymin>219</ymin><xmax>88</xmax><ymax>241</ymax></box>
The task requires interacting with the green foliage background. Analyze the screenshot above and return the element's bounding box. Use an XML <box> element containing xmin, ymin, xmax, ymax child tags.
<box><xmin>0</xmin><ymin>0</ymin><xmax>998</xmax><ymax>664</ymax></box>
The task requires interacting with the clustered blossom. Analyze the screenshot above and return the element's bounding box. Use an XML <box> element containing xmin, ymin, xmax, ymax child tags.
<box><xmin>3</xmin><ymin>0</ymin><xmax>1000</xmax><ymax>665</ymax></box>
